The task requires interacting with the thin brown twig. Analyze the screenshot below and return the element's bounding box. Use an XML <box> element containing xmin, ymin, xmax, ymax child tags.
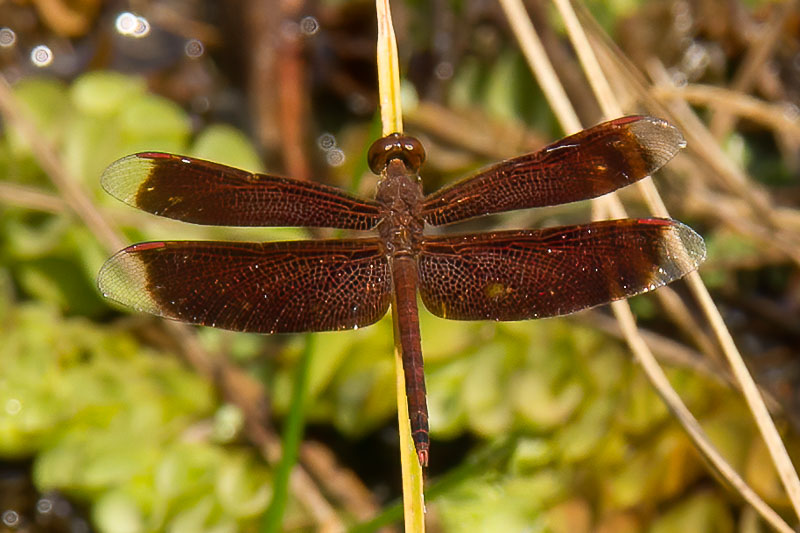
<box><xmin>300</xmin><ymin>442</ymin><xmax>385</xmax><ymax>524</ymax></box>
<box><xmin>0</xmin><ymin>181</ymin><xmax>68</xmax><ymax>214</ymax></box>
<box><xmin>244</xmin><ymin>0</ymin><xmax>283</xmax><ymax>155</ymax></box>
<box><xmin>576</xmin><ymin>31</ymin><xmax>800</xmax><ymax>268</ymax></box>
<box><xmin>652</xmin><ymin>84</ymin><xmax>800</xmax><ymax>141</ymax></box>
<box><xmin>495</xmin><ymin>0</ymin><xmax>796</xmax><ymax>531</ymax></box>
<box><xmin>574</xmin><ymin>311</ymin><xmax>787</xmax><ymax>422</ymax></box>
<box><xmin>404</xmin><ymin>101</ymin><xmax>547</xmax><ymax>160</ymax></box>
<box><xmin>557</xmin><ymin>0</ymin><xmax>800</xmax><ymax>526</ymax></box>
<box><xmin>545</xmin><ymin>0</ymin><xmax>721</xmax><ymax>367</ymax></box>
<box><xmin>277</xmin><ymin>0</ymin><xmax>312</xmax><ymax>180</ymax></box>
<box><xmin>645</xmin><ymin>60</ymin><xmax>800</xmax><ymax>268</ymax></box>
<box><xmin>0</xmin><ymin>78</ymin><xmax>125</xmax><ymax>252</ymax></box>
<box><xmin>143</xmin><ymin>2</ymin><xmax>224</xmax><ymax>45</ymax></box>
<box><xmin>573</xmin><ymin>11</ymin><xmax>780</xmax><ymax>228</ymax></box>
<box><xmin>707</xmin><ymin>2</ymin><xmax>793</xmax><ymax>139</ymax></box>
<box><xmin>691</xmin><ymin>187</ymin><xmax>800</xmax><ymax>236</ymax></box>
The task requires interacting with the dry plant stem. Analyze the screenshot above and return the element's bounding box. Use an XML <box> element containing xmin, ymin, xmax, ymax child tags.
<box><xmin>653</xmin><ymin>84</ymin><xmax>800</xmax><ymax>141</ymax></box>
<box><xmin>248</xmin><ymin>424</ymin><xmax>344</xmax><ymax>532</ymax></box>
<box><xmin>549</xmin><ymin>0</ymin><xmax>718</xmax><ymax>367</ymax></box>
<box><xmin>221</xmin><ymin>367</ymin><xmax>345</xmax><ymax>530</ymax></box>
<box><xmin>496</xmin><ymin>0</ymin><xmax>580</xmax><ymax>130</ymax></box>
<box><xmin>695</xmin><ymin>187</ymin><xmax>800</xmax><ymax>266</ymax></box>
<box><xmin>32</xmin><ymin>0</ymin><xmax>92</xmax><ymax>37</ymax></box>
<box><xmin>405</xmin><ymin>101</ymin><xmax>546</xmax><ymax>160</ymax></box>
<box><xmin>708</xmin><ymin>2</ymin><xmax>791</xmax><ymax>139</ymax></box>
<box><xmin>650</xmin><ymin>282</ymin><xmax>721</xmax><ymax>364</ymax></box>
<box><xmin>375</xmin><ymin>0</ymin><xmax>426</xmax><ymax>531</ymax></box>
<box><xmin>695</xmin><ymin>188</ymin><xmax>800</xmax><ymax>243</ymax></box>
<box><xmin>496</xmin><ymin>1</ymin><xmax>796</xmax><ymax>531</ymax></box>
<box><xmin>599</xmin><ymin>193</ymin><xmax>795</xmax><ymax>533</ymax></box>
<box><xmin>651</xmin><ymin>65</ymin><xmax>778</xmax><ymax>222</ymax></box>
<box><xmin>392</xmin><ymin>312</ymin><xmax>426</xmax><ymax>532</ymax></box>
<box><xmin>277</xmin><ymin>0</ymin><xmax>312</xmax><ymax>181</ymax></box>
<box><xmin>647</xmin><ymin>62</ymin><xmax>800</xmax><ymax>266</ymax></box>
<box><xmin>592</xmin><ymin>39</ymin><xmax>800</xmax><ymax>264</ymax></box>
<box><xmin>376</xmin><ymin>0</ymin><xmax>403</xmax><ymax>136</ymax></box>
<box><xmin>554</xmin><ymin>0</ymin><xmax>800</xmax><ymax>525</ymax></box>
<box><xmin>578</xmin><ymin>310</ymin><xmax>789</xmax><ymax>420</ymax></box>
<box><xmin>300</xmin><ymin>442</ymin><xmax>383</xmax><ymax>522</ymax></box>
<box><xmin>145</xmin><ymin>2</ymin><xmax>223</xmax><ymax>45</ymax></box>
<box><xmin>577</xmin><ymin>312</ymin><xmax>718</xmax><ymax>377</ymax></box>
<box><xmin>608</xmin><ymin>301</ymin><xmax>793</xmax><ymax>533</ymax></box>
<box><xmin>245</xmin><ymin>0</ymin><xmax>282</xmax><ymax>151</ymax></box>
<box><xmin>575</xmin><ymin>312</ymin><xmax>719</xmax><ymax>385</ymax></box>
<box><xmin>573</xmin><ymin>8</ymin><xmax>779</xmax><ymax>228</ymax></box>
<box><xmin>605</xmin><ymin>200</ymin><xmax>721</xmax><ymax>364</ymax></box>
<box><xmin>0</xmin><ymin>79</ymin><xmax>124</xmax><ymax>252</ymax></box>
<box><xmin>545</xmin><ymin>1</ymin><xmax>724</xmax><ymax>363</ymax></box>
<box><xmin>0</xmin><ymin>181</ymin><xmax>69</xmax><ymax>214</ymax></box>
<box><xmin>0</xmin><ymin>74</ymin><xmax>346</xmax><ymax>530</ymax></box>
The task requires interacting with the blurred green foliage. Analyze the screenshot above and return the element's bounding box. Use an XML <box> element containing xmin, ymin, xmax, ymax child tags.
<box><xmin>0</xmin><ymin>72</ymin><xmax>278</xmax><ymax>533</ymax></box>
<box><xmin>0</xmin><ymin>301</ymin><xmax>273</xmax><ymax>533</ymax></box>
<box><xmin>447</xmin><ymin>46</ymin><xmax>559</xmax><ymax>138</ymax></box>
<box><xmin>0</xmin><ymin>69</ymin><xmax>789</xmax><ymax>533</ymax></box>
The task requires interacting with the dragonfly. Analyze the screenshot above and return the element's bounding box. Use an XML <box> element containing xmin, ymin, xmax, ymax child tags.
<box><xmin>97</xmin><ymin>116</ymin><xmax>705</xmax><ymax>467</ymax></box>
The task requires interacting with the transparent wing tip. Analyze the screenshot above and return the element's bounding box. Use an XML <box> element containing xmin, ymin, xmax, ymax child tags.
<box><xmin>97</xmin><ymin>245</ymin><xmax>162</xmax><ymax>316</ymax></box>
<box><xmin>100</xmin><ymin>153</ymin><xmax>157</xmax><ymax>206</ymax></box>
<box><xmin>627</xmin><ymin>116</ymin><xmax>686</xmax><ymax>172</ymax></box>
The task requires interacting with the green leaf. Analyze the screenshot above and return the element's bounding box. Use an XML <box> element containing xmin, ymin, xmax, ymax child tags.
<box><xmin>217</xmin><ymin>454</ymin><xmax>271</xmax><ymax>517</ymax></box>
<box><xmin>118</xmin><ymin>94</ymin><xmax>191</xmax><ymax>153</ymax></box>
<box><xmin>554</xmin><ymin>399</ymin><xmax>612</xmax><ymax>463</ymax></box>
<box><xmin>427</xmin><ymin>356</ymin><xmax>472</xmax><ymax>438</ymax></box>
<box><xmin>70</xmin><ymin>72</ymin><xmax>147</xmax><ymax>117</ymax></box>
<box><xmin>485</xmin><ymin>49</ymin><xmax>522</xmax><ymax>122</ymax></box>
<box><xmin>509</xmin><ymin>437</ymin><xmax>555</xmax><ymax>473</ymax></box>
<box><xmin>7</xmin><ymin>78</ymin><xmax>69</xmax><ymax>155</ymax></box>
<box><xmin>191</xmin><ymin>124</ymin><xmax>264</xmax><ymax>173</ymax></box>
<box><xmin>418</xmin><ymin>306</ymin><xmax>475</xmax><ymax>363</ymax></box>
<box><xmin>512</xmin><ymin>368</ymin><xmax>583</xmax><ymax>430</ymax></box>
<box><xmin>16</xmin><ymin>256</ymin><xmax>104</xmax><ymax>316</ymax></box>
<box><xmin>462</xmin><ymin>342</ymin><xmax>514</xmax><ymax>436</ymax></box>
<box><xmin>93</xmin><ymin>490</ymin><xmax>144</xmax><ymax>533</ymax></box>
<box><xmin>650</xmin><ymin>492</ymin><xmax>734</xmax><ymax>533</ymax></box>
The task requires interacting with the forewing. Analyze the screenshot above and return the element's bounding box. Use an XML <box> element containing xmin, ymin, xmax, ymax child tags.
<box><xmin>102</xmin><ymin>152</ymin><xmax>383</xmax><ymax>230</ymax></box>
<box><xmin>418</xmin><ymin>219</ymin><xmax>705</xmax><ymax>320</ymax></box>
<box><xmin>422</xmin><ymin>116</ymin><xmax>685</xmax><ymax>226</ymax></box>
<box><xmin>98</xmin><ymin>239</ymin><xmax>391</xmax><ymax>333</ymax></box>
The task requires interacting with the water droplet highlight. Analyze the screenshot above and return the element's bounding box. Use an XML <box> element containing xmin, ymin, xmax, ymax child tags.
<box><xmin>0</xmin><ymin>28</ymin><xmax>16</xmax><ymax>48</ymax></box>
<box><xmin>300</xmin><ymin>16</ymin><xmax>319</xmax><ymax>36</ymax></box>
<box><xmin>30</xmin><ymin>45</ymin><xmax>53</xmax><ymax>67</ymax></box>
<box><xmin>115</xmin><ymin>12</ymin><xmax>150</xmax><ymax>38</ymax></box>
<box><xmin>185</xmin><ymin>39</ymin><xmax>204</xmax><ymax>58</ymax></box>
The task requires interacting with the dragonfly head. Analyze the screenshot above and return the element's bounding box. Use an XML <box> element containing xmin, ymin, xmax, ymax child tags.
<box><xmin>368</xmin><ymin>133</ymin><xmax>426</xmax><ymax>175</ymax></box>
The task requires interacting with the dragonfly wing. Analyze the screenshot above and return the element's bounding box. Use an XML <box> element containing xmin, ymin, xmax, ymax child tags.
<box><xmin>422</xmin><ymin>116</ymin><xmax>685</xmax><ymax>226</ymax></box>
<box><xmin>102</xmin><ymin>152</ymin><xmax>383</xmax><ymax>230</ymax></box>
<box><xmin>98</xmin><ymin>239</ymin><xmax>391</xmax><ymax>333</ymax></box>
<box><xmin>418</xmin><ymin>219</ymin><xmax>704</xmax><ymax>320</ymax></box>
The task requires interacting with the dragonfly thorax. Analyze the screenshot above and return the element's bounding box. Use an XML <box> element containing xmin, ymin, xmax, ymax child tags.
<box><xmin>376</xmin><ymin>158</ymin><xmax>424</xmax><ymax>256</ymax></box>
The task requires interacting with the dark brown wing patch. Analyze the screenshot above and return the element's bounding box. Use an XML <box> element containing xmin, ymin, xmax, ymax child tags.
<box><xmin>418</xmin><ymin>219</ymin><xmax>704</xmax><ymax>320</ymax></box>
<box><xmin>98</xmin><ymin>239</ymin><xmax>391</xmax><ymax>333</ymax></box>
<box><xmin>422</xmin><ymin>116</ymin><xmax>685</xmax><ymax>226</ymax></box>
<box><xmin>102</xmin><ymin>152</ymin><xmax>383</xmax><ymax>230</ymax></box>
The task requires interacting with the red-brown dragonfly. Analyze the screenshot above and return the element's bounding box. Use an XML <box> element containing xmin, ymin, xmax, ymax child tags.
<box><xmin>97</xmin><ymin>116</ymin><xmax>705</xmax><ymax>467</ymax></box>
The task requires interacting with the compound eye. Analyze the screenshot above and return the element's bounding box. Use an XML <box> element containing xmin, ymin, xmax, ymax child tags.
<box><xmin>367</xmin><ymin>133</ymin><xmax>426</xmax><ymax>174</ymax></box>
